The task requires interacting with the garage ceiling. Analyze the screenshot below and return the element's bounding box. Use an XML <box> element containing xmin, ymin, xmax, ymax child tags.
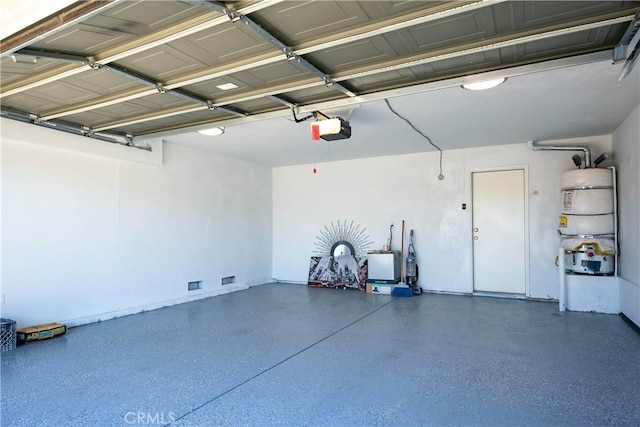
<box><xmin>1</xmin><ymin>0</ymin><xmax>639</xmax><ymax>152</ymax></box>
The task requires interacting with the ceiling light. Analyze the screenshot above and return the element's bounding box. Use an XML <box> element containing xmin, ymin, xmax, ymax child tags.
<box><xmin>10</xmin><ymin>54</ymin><xmax>38</xmax><ymax>64</ymax></box>
<box><xmin>197</xmin><ymin>127</ymin><xmax>225</xmax><ymax>136</ymax></box>
<box><xmin>216</xmin><ymin>82</ymin><xmax>238</xmax><ymax>91</ymax></box>
<box><xmin>462</xmin><ymin>77</ymin><xmax>507</xmax><ymax>91</ymax></box>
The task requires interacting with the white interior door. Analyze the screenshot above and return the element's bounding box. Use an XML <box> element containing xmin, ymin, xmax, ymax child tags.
<box><xmin>472</xmin><ymin>169</ymin><xmax>526</xmax><ymax>294</ymax></box>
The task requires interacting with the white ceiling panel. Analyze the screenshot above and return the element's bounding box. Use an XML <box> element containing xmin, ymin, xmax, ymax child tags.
<box><xmin>3</xmin><ymin>93</ymin><xmax>59</xmax><ymax>112</ymax></box>
<box><xmin>128</xmin><ymin>46</ymin><xmax>203</xmax><ymax>80</ymax></box>
<box><xmin>261</xmin><ymin>1</ymin><xmax>366</xmax><ymax>41</ymax></box>
<box><xmin>40</xmin><ymin>25</ymin><xmax>129</xmax><ymax>53</ymax></box>
<box><xmin>75</xmin><ymin>68</ymin><xmax>139</xmax><ymax>93</ymax></box>
<box><xmin>106</xmin><ymin>0</ymin><xmax>201</xmax><ymax>28</ymax></box>
<box><xmin>187</xmin><ymin>25</ymin><xmax>270</xmax><ymax>61</ymax></box>
<box><xmin>409</xmin><ymin>12</ymin><xmax>495</xmax><ymax>50</ymax></box>
<box><xmin>39</xmin><ymin>82</ymin><xmax>99</xmax><ymax>104</ymax></box>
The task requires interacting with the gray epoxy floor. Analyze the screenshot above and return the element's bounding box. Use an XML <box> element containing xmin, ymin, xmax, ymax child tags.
<box><xmin>1</xmin><ymin>283</ymin><xmax>639</xmax><ymax>427</ymax></box>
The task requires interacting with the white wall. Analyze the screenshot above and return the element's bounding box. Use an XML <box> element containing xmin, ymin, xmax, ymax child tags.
<box><xmin>1</xmin><ymin>119</ymin><xmax>273</xmax><ymax>328</ymax></box>
<box><xmin>273</xmin><ymin>137</ymin><xmax>611</xmax><ymax>299</ymax></box>
<box><xmin>613</xmin><ymin>105</ymin><xmax>640</xmax><ymax>326</ymax></box>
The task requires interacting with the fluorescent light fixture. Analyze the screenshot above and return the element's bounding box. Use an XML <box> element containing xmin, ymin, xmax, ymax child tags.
<box><xmin>216</xmin><ymin>82</ymin><xmax>238</xmax><ymax>91</ymax></box>
<box><xmin>197</xmin><ymin>127</ymin><xmax>225</xmax><ymax>136</ymax></box>
<box><xmin>10</xmin><ymin>54</ymin><xmax>38</xmax><ymax>64</ymax></box>
<box><xmin>462</xmin><ymin>77</ymin><xmax>507</xmax><ymax>91</ymax></box>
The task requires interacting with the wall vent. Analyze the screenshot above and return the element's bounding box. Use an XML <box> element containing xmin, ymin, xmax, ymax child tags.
<box><xmin>188</xmin><ymin>281</ymin><xmax>202</xmax><ymax>291</ymax></box>
<box><xmin>221</xmin><ymin>276</ymin><xmax>235</xmax><ymax>286</ymax></box>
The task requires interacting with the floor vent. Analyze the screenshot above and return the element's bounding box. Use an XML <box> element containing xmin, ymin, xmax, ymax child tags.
<box><xmin>221</xmin><ymin>276</ymin><xmax>235</xmax><ymax>286</ymax></box>
<box><xmin>188</xmin><ymin>281</ymin><xmax>202</xmax><ymax>291</ymax></box>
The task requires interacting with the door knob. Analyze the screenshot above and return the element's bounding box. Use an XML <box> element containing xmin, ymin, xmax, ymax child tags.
<box><xmin>473</xmin><ymin>227</ymin><xmax>479</xmax><ymax>232</ymax></box>
<box><xmin>474</xmin><ymin>236</ymin><xmax>478</xmax><ymax>240</ymax></box>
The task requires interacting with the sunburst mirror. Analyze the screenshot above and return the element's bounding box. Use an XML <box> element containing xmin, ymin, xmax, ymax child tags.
<box><xmin>313</xmin><ymin>219</ymin><xmax>372</xmax><ymax>258</ymax></box>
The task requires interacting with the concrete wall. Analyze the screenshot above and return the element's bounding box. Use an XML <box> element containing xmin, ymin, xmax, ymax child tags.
<box><xmin>1</xmin><ymin>119</ymin><xmax>273</xmax><ymax>328</ymax></box>
<box><xmin>613</xmin><ymin>105</ymin><xmax>640</xmax><ymax>326</ymax></box>
<box><xmin>273</xmin><ymin>137</ymin><xmax>611</xmax><ymax>299</ymax></box>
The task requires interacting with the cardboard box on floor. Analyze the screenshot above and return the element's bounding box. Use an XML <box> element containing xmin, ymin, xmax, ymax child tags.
<box><xmin>366</xmin><ymin>283</ymin><xmax>395</xmax><ymax>295</ymax></box>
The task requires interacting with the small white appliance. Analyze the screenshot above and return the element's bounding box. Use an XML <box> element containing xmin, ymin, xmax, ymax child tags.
<box><xmin>367</xmin><ymin>250</ymin><xmax>401</xmax><ymax>284</ymax></box>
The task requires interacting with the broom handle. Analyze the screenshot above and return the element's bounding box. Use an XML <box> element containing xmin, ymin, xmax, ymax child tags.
<box><xmin>400</xmin><ymin>220</ymin><xmax>405</xmax><ymax>280</ymax></box>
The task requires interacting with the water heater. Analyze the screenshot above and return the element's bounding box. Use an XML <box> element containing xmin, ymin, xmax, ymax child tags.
<box><xmin>558</xmin><ymin>168</ymin><xmax>616</xmax><ymax>275</ymax></box>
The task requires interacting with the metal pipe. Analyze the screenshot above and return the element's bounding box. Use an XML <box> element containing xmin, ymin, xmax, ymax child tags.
<box><xmin>528</xmin><ymin>140</ymin><xmax>592</xmax><ymax>168</ymax></box>
<box><xmin>1</xmin><ymin>107</ymin><xmax>150</xmax><ymax>150</ymax></box>
<box><xmin>558</xmin><ymin>247</ymin><xmax>566</xmax><ymax>312</ymax></box>
<box><xmin>610</xmin><ymin>166</ymin><xmax>619</xmax><ymax>277</ymax></box>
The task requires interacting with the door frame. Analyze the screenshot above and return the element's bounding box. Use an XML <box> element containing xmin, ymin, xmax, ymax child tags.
<box><xmin>466</xmin><ymin>166</ymin><xmax>530</xmax><ymax>297</ymax></box>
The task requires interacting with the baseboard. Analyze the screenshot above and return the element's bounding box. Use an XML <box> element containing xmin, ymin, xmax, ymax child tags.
<box><xmin>271</xmin><ymin>279</ymin><xmax>308</xmax><ymax>285</ymax></box>
<box><xmin>63</xmin><ymin>284</ymin><xmax>251</xmax><ymax>328</ymax></box>
<box><xmin>620</xmin><ymin>313</ymin><xmax>640</xmax><ymax>335</ymax></box>
<box><xmin>473</xmin><ymin>291</ymin><xmax>527</xmax><ymax>300</ymax></box>
<box><xmin>619</xmin><ymin>277</ymin><xmax>640</xmax><ymax>327</ymax></box>
<box><xmin>247</xmin><ymin>279</ymin><xmax>274</xmax><ymax>287</ymax></box>
<box><xmin>423</xmin><ymin>290</ymin><xmax>473</xmax><ymax>297</ymax></box>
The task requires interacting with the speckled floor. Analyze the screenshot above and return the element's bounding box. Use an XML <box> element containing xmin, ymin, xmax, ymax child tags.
<box><xmin>2</xmin><ymin>283</ymin><xmax>639</xmax><ymax>426</ymax></box>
